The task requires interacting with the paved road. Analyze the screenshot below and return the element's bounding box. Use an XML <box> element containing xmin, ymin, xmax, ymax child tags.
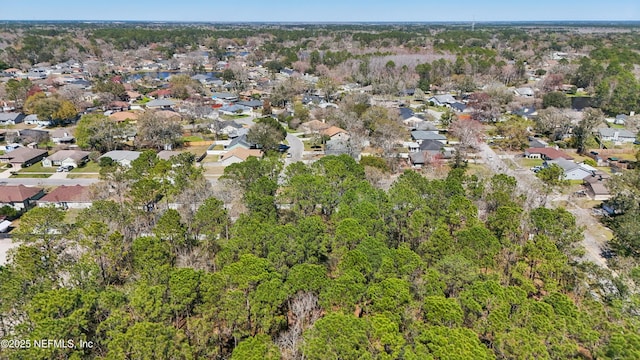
<box><xmin>0</xmin><ymin>178</ymin><xmax>99</xmax><ymax>186</ymax></box>
<box><xmin>285</xmin><ymin>133</ymin><xmax>304</xmax><ymax>164</ymax></box>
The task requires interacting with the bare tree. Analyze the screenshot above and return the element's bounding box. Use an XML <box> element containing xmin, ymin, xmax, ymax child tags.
<box><xmin>137</xmin><ymin>110</ymin><xmax>183</xmax><ymax>150</ymax></box>
<box><xmin>277</xmin><ymin>292</ymin><xmax>321</xmax><ymax>360</ymax></box>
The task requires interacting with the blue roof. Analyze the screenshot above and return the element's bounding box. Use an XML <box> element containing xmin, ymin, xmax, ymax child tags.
<box><xmin>399</xmin><ymin>107</ymin><xmax>414</xmax><ymax>120</ymax></box>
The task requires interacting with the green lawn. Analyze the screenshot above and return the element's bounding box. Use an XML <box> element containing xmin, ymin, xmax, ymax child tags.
<box><xmin>20</xmin><ymin>162</ymin><xmax>57</xmax><ymax>173</ymax></box>
<box><xmin>72</xmin><ymin>161</ymin><xmax>101</xmax><ymax>173</ymax></box>
<box><xmin>10</xmin><ymin>173</ymin><xmax>50</xmax><ymax>178</ymax></box>
<box><xmin>519</xmin><ymin>158</ymin><xmax>543</xmax><ymax>168</ymax></box>
<box><xmin>182</xmin><ymin>135</ymin><xmax>205</xmax><ymax>142</ymax></box>
<box><xmin>67</xmin><ymin>173</ymin><xmax>99</xmax><ymax>179</ymax></box>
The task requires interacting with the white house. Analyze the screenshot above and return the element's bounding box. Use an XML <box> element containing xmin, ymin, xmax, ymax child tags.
<box><xmin>597</xmin><ymin>128</ymin><xmax>637</xmax><ymax>144</ymax></box>
<box><xmin>100</xmin><ymin>150</ymin><xmax>141</xmax><ymax>167</ymax></box>
<box><xmin>546</xmin><ymin>158</ymin><xmax>596</xmax><ymax>180</ymax></box>
<box><xmin>42</xmin><ymin>150</ymin><xmax>90</xmax><ymax>168</ymax></box>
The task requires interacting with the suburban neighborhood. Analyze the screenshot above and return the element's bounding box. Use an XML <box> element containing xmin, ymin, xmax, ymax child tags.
<box><xmin>0</xmin><ymin>19</ymin><xmax>640</xmax><ymax>359</ymax></box>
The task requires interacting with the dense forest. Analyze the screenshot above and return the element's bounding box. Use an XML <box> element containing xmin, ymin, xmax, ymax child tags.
<box><xmin>1</xmin><ymin>153</ymin><xmax>639</xmax><ymax>359</ymax></box>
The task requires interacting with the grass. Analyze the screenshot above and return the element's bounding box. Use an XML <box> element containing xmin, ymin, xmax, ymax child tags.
<box><xmin>72</xmin><ymin>161</ymin><xmax>101</xmax><ymax>173</ymax></box>
<box><xmin>465</xmin><ymin>163</ymin><xmax>492</xmax><ymax>177</ymax></box>
<box><xmin>67</xmin><ymin>173</ymin><xmax>99</xmax><ymax>179</ymax></box>
<box><xmin>204</xmin><ymin>166</ymin><xmax>225</xmax><ymax>176</ymax></box>
<box><xmin>19</xmin><ymin>162</ymin><xmax>57</xmax><ymax>173</ymax></box>
<box><xmin>212</xmin><ymin>145</ymin><xmax>224</xmax><ymax>150</ymax></box>
<box><xmin>10</xmin><ymin>173</ymin><xmax>50</xmax><ymax>178</ymax></box>
<box><xmin>303</xmin><ymin>141</ymin><xmax>323</xmax><ymax>151</ymax></box>
<box><xmin>201</xmin><ymin>155</ymin><xmax>220</xmax><ymax>162</ymax></box>
<box><xmin>518</xmin><ymin>158</ymin><xmax>544</xmax><ymax>168</ymax></box>
<box><xmin>182</xmin><ymin>135</ymin><xmax>205</xmax><ymax>142</ymax></box>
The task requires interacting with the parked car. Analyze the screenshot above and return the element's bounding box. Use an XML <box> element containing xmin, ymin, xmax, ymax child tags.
<box><xmin>56</xmin><ymin>165</ymin><xmax>74</xmax><ymax>172</ymax></box>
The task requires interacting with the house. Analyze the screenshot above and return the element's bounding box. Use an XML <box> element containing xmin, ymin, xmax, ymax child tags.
<box><xmin>614</xmin><ymin>114</ymin><xmax>627</xmax><ymax>125</ymax></box>
<box><xmin>42</xmin><ymin>150</ymin><xmax>90</xmax><ymax>168</ymax></box>
<box><xmin>513</xmin><ymin>106</ymin><xmax>537</xmax><ymax>119</ymax></box>
<box><xmin>597</xmin><ymin>128</ymin><xmax>637</xmax><ymax>144</ymax></box>
<box><xmin>524</xmin><ymin>148</ymin><xmax>574</xmax><ymax>161</ymax></box>
<box><xmin>0</xmin><ymin>185</ymin><xmax>44</xmax><ymax>210</ymax></box>
<box><xmin>546</xmin><ymin>158</ymin><xmax>595</xmax><ymax>180</ymax></box>
<box><xmin>399</xmin><ymin>107</ymin><xmax>414</xmax><ymax>120</ymax></box>
<box><xmin>528</xmin><ymin>137</ymin><xmax>548</xmax><ymax>148</ymax></box>
<box><xmin>514</xmin><ymin>87</ymin><xmax>535</xmax><ymax>97</ymax></box>
<box><xmin>109</xmin><ymin>111</ymin><xmax>139</xmax><ymax>122</ymax></box>
<box><xmin>585</xmin><ymin>182</ymin><xmax>611</xmax><ymax>201</ymax></box>
<box><xmin>219</xmin><ymin>104</ymin><xmax>251</xmax><ymax>116</ymax></box>
<box><xmin>37</xmin><ymin>185</ymin><xmax>92</xmax><ymax>209</ymax></box>
<box><xmin>428</xmin><ymin>94</ymin><xmax>457</xmax><ymax>107</ymax></box>
<box><xmin>321</xmin><ymin>126</ymin><xmax>349</xmax><ymax>140</ymax></box>
<box><xmin>100</xmin><ymin>150</ymin><xmax>141</xmax><ymax>167</ymax></box>
<box><xmin>50</xmin><ymin>129</ymin><xmax>75</xmax><ymax>144</ymax></box>
<box><xmin>218</xmin><ymin>148</ymin><xmax>263</xmax><ymax>166</ymax></box>
<box><xmin>0</xmin><ymin>147</ymin><xmax>48</xmax><ymax>167</ymax></box>
<box><xmin>224</xmin><ymin>134</ymin><xmax>257</xmax><ymax>150</ymax></box>
<box><xmin>146</xmin><ymin>99</ymin><xmax>176</xmax><ymax>109</ymax></box>
<box><xmin>450</xmin><ymin>102</ymin><xmax>467</xmax><ymax>112</ymax></box>
<box><xmin>0</xmin><ymin>112</ymin><xmax>25</xmax><ymax>126</ymax></box>
<box><xmin>403</xmin><ymin>115</ymin><xmax>425</xmax><ymax>129</ymax></box>
<box><xmin>23</xmin><ymin>114</ymin><xmax>52</xmax><ymax>126</ymax></box>
<box><xmin>211</xmin><ymin>92</ymin><xmax>238</xmax><ymax>102</ymax></box>
<box><xmin>411</xmin><ymin>130</ymin><xmax>447</xmax><ymax>145</ymax></box>
<box><xmin>299</xmin><ymin>120</ymin><xmax>330</xmax><ymax>135</ymax></box>
<box><xmin>236</xmin><ymin>100</ymin><xmax>263</xmax><ymax>109</ymax></box>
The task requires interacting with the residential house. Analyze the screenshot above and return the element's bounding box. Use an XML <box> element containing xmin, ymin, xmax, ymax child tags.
<box><xmin>514</xmin><ymin>87</ymin><xmax>535</xmax><ymax>97</ymax></box>
<box><xmin>0</xmin><ymin>112</ymin><xmax>25</xmax><ymax>126</ymax></box>
<box><xmin>585</xmin><ymin>182</ymin><xmax>611</xmax><ymax>201</ymax></box>
<box><xmin>0</xmin><ymin>185</ymin><xmax>44</xmax><ymax>210</ymax></box>
<box><xmin>37</xmin><ymin>185</ymin><xmax>92</xmax><ymax>209</ymax></box>
<box><xmin>100</xmin><ymin>150</ymin><xmax>141</xmax><ymax>167</ymax></box>
<box><xmin>614</xmin><ymin>114</ymin><xmax>627</xmax><ymax>125</ymax></box>
<box><xmin>428</xmin><ymin>94</ymin><xmax>457</xmax><ymax>107</ymax></box>
<box><xmin>321</xmin><ymin>126</ymin><xmax>349</xmax><ymax>141</ymax></box>
<box><xmin>109</xmin><ymin>111</ymin><xmax>140</xmax><ymax>122</ymax></box>
<box><xmin>50</xmin><ymin>129</ymin><xmax>75</xmax><ymax>144</ymax></box>
<box><xmin>236</xmin><ymin>100</ymin><xmax>263</xmax><ymax>109</ymax></box>
<box><xmin>215</xmin><ymin>120</ymin><xmax>246</xmax><ymax>138</ymax></box>
<box><xmin>524</xmin><ymin>148</ymin><xmax>574</xmax><ymax>161</ymax></box>
<box><xmin>224</xmin><ymin>134</ymin><xmax>257</xmax><ymax>151</ymax></box>
<box><xmin>528</xmin><ymin>137</ymin><xmax>548</xmax><ymax>148</ymax></box>
<box><xmin>299</xmin><ymin>120</ymin><xmax>330</xmax><ymax>135</ymax></box>
<box><xmin>218</xmin><ymin>148</ymin><xmax>263</xmax><ymax>166</ymax></box>
<box><xmin>23</xmin><ymin>114</ymin><xmax>52</xmax><ymax>126</ymax></box>
<box><xmin>597</xmin><ymin>128</ymin><xmax>637</xmax><ymax>144</ymax></box>
<box><xmin>146</xmin><ymin>99</ymin><xmax>176</xmax><ymax>110</ymax></box>
<box><xmin>411</xmin><ymin>130</ymin><xmax>447</xmax><ymax>145</ymax></box>
<box><xmin>403</xmin><ymin>115</ymin><xmax>426</xmax><ymax>129</ymax></box>
<box><xmin>399</xmin><ymin>107</ymin><xmax>414</xmax><ymax>120</ymax></box>
<box><xmin>42</xmin><ymin>150</ymin><xmax>90</xmax><ymax>168</ymax></box>
<box><xmin>0</xmin><ymin>148</ymin><xmax>48</xmax><ymax>167</ymax></box>
<box><xmin>450</xmin><ymin>102</ymin><xmax>467</xmax><ymax>112</ymax></box>
<box><xmin>219</xmin><ymin>104</ymin><xmax>251</xmax><ymax>116</ymax></box>
<box><xmin>513</xmin><ymin>106</ymin><xmax>537</xmax><ymax>119</ymax></box>
<box><xmin>157</xmin><ymin>150</ymin><xmax>182</xmax><ymax>161</ymax></box>
<box><xmin>546</xmin><ymin>158</ymin><xmax>596</xmax><ymax>180</ymax></box>
<box><xmin>211</xmin><ymin>92</ymin><xmax>238</xmax><ymax>102</ymax></box>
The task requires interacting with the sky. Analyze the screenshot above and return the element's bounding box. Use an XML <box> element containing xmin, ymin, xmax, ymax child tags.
<box><xmin>2</xmin><ymin>0</ymin><xmax>639</xmax><ymax>22</ymax></box>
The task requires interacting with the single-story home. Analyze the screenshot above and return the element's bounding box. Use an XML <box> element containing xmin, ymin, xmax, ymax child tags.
<box><xmin>325</xmin><ymin>138</ymin><xmax>352</xmax><ymax>157</ymax></box>
<box><xmin>321</xmin><ymin>126</ymin><xmax>349</xmax><ymax>140</ymax></box>
<box><xmin>42</xmin><ymin>150</ymin><xmax>90</xmax><ymax>168</ymax></box>
<box><xmin>50</xmin><ymin>129</ymin><xmax>75</xmax><ymax>144</ymax></box>
<box><xmin>157</xmin><ymin>150</ymin><xmax>182</xmax><ymax>161</ymax></box>
<box><xmin>0</xmin><ymin>112</ymin><xmax>25</xmax><ymax>126</ymax></box>
<box><xmin>411</xmin><ymin>130</ymin><xmax>447</xmax><ymax>145</ymax></box>
<box><xmin>224</xmin><ymin>134</ymin><xmax>257</xmax><ymax>151</ymax></box>
<box><xmin>585</xmin><ymin>182</ymin><xmax>611</xmax><ymax>201</ymax></box>
<box><xmin>37</xmin><ymin>185</ymin><xmax>92</xmax><ymax>209</ymax></box>
<box><xmin>211</xmin><ymin>92</ymin><xmax>238</xmax><ymax>102</ymax></box>
<box><xmin>100</xmin><ymin>150</ymin><xmax>142</xmax><ymax>167</ymax></box>
<box><xmin>146</xmin><ymin>99</ymin><xmax>176</xmax><ymax>109</ymax></box>
<box><xmin>524</xmin><ymin>147</ymin><xmax>574</xmax><ymax>161</ymax></box>
<box><xmin>109</xmin><ymin>111</ymin><xmax>140</xmax><ymax>122</ymax></box>
<box><xmin>0</xmin><ymin>147</ymin><xmax>48</xmax><ymax>167</ymax></box>
<box><xmin>23</xmin><ymin>114</ymin><xmax>52</xmax><ymax>126</ymax></box>
<box><xmin>597</xmin><ymin>128</ymin><xmax>637</xmax><ymax>144</ymax></box>
<box><xmin>219</xmin><ymin>104</ymin><xmax>251</xmax><ymax>116</ymax></box>
<box><xmin>428</xmin><ymin>94</ymin><xmax>457</xmax><ymax>107</ymax></box>
<box><xmin>219</xmin><ymin>148</ymin><xmax>263</xmax><ymax>166</ymax></box>
<box><xmin>514</xmin><ymin>87</ymin><xmax>535</xmax><ymax>97</ymax></box>
<box><xmin>0</xmin><ymin>185</ymin><xmax>44</xmax><ymax>210</ymax></box>
<box><xmin>545</xmin><ymin>158</ymin><xmax>596</xmax><ymax>180</ymax></box>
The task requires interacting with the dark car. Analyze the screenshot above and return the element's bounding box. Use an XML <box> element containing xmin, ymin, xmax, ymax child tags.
<box><xmin>278</xmin><ymin>144</ymin><xmax>291</xmax><ymax>153</ymax></box>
